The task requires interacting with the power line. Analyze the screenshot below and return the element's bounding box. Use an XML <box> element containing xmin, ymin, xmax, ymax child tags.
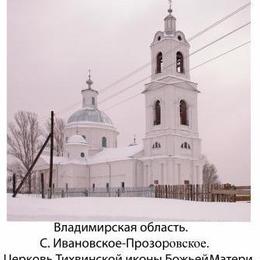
<box><xmin>190</xmin><ymin>22</ymin><xmax>250</xmax><ymax>56</ymax></box>
<box><xmin>102</xmin><ymin>40</ymin><xmax>250</xmax><ymax>112</ymax></box>
<box><xmin>99</xmin><ymin>22</ymin><xmax>250</xmax><ymax>105</ymax></box>
<box><xmin>99</xmin><ymin>62</ymin><xmax>150</xmax><ymax>94</ymax></box>
<box><xmin>190</xmin><ymin>41</ymin><xmax>250</xmax><ymax>71</ymax></box>
<box><xmin>99</xmin><ymin>2</ymin><xmax>250</xmax><ymax>94</ymax></box>
<box><xmin>188</xmin><ymin>2</ymin><xmax>250</xmax><ymax>41</ymax></box>
<box><xmin>38</xmin><ymin>2</ymin><xmax>251</xmax><ymax>120</ymax></box>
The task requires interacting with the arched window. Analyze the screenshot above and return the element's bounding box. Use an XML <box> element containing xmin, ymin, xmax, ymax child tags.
<box><xmin>154</xmin><ymin>100</ymin><xmax>161</xmax><ymax>125</ymax></box>
<box><xmin>92</xmin><ymin>97</ymin><xmax>95</xmax><ymax>105</ymax></box>
<box><xmin>176</xmin><ymin>52</ymin><xmax>184</xmax><ymax>73</ymax></box>
<box><xmin>180</xmin><ymin>100</ymin><xmax>188</xmax><ymax>125</ymax></box>
<box><xmin>181</xmin><ymin>142</ymin><xmax>191</xmax><ymax>150</ymax></box>
<box><xmin>102</xmin><ymin>137</ymin><xmax>107</xmax><ymax>148</ymax></box>
<box><xmin>156</xmin><ymin>52</ymin><xmax>163</xmax><ymax>74</ymax></box>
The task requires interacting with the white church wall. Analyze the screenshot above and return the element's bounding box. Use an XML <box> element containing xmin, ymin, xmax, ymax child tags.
<box><xmin>53</xmin><ymin>164</ymin><xmax>89</xmax><ymax>189</ymax></box>
<box><xmin>141</xmin><ymin>156</ymin><xmax>203</xmax><ymax>186</ymax></box>
<box><xmin>65</xmin><ymin>143</ymin><xmax>89</xmax><ymax>160</ymax></box>
<box><xmin>174</xmin><ymin>135</ymin><xmax>201</xmax><ymax>160</ymax></box>
<box><xmin>89</xmin><ymin>159</ymin><xmax>137</xmax><ymax>189</ymax></box>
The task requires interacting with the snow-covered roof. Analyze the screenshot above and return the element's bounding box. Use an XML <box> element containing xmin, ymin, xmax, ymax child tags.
<box><xmin>36</xmin><ymin>144</ymin><xmax>144</xmax><ymax>168</ymax></box>
<box><xmin>87</xmin><ymin>144</ymin><xmax>144</xmax><ymax>165</ymax></box>
<box><xmin>38</xmin><ymin>155</ymin><xmax>69</xmax><ymax>165</ymax></box>
<box><xmin>36</xmin><ymin>155</ymin><xmax>88</xmax><ymax>169</ymax></box>
<box><xmin>67</xmin><ymin>134</ymin><xmax>88</xmax><ymax>145</ymax></box>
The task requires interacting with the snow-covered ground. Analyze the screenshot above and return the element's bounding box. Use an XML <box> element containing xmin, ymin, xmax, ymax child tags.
<box><xmin>7</xmin><ymin>194</ymin><xmax>250</xmax><ymax>221</ymax></box>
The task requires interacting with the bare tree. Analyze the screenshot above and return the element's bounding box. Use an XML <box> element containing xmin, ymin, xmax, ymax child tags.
<box><xmin>7</xmin><ymin>161</ymin><xmax>25</xmax><ymax>191</ymax></box>
<box><xmin>203</xmin><ymin>161</ymin><xmax>219</xmax><ymax>185</ymax></box>
<box><xmin>7</xmin><ymin>111</ymin><xmax>42</xmax><ymax>193</ymax></box>
<box><xmin>46</xmin><ymin>117</ymin><xmax>65</xmax><ymax>156</ymax></box>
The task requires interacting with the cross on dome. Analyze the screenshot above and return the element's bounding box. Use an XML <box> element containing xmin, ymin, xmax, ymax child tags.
<box><xmin>86</xmin><ymin>69</ymin><xmax>93</xmax><ymax>89</ymax></box>
<box><xmin>168</xmin><ymin>0</ymin><xmax>173</xmax><ymax>14</ymax></box>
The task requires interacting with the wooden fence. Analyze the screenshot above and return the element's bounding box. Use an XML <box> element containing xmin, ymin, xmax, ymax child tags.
<box><xmin>155</xmin><ymin>184</ymin><xmax>251</xmax><ymax>202</ymax></box>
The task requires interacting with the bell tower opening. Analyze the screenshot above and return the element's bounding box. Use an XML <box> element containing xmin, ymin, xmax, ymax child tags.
<box><xmin>156</xmin><ymin>52</ymin><xmax>163</xmax><ymax>74</ymax></box>
<box><xmin>176</xmin><ymin>52</ymin><xmax>184</xmax><ymax>73</ymax></box>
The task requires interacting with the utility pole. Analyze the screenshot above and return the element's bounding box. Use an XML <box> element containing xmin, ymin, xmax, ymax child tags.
<box><xmin>12</xmin><ymin>173</ymin><xmax>16</xmax><ymax>195</ymax></box>
<box><xmin>41</xmin><ymin>173</ymin><xmax>45</xmax><ymax>199</ymax></box>
<box><xmin>12</xmin><ymin>110</ymin><xmax>55</xmax><ymax>198</ymax></box>
<box><xmin>13</xmin><ymin>133</ymin><xmax>51</xmax><ymax>197</ymax></box>
<box><xmin>48</xmin><ymin>110</ymin><xmax>54</xmax><ymax>199</ymax></box>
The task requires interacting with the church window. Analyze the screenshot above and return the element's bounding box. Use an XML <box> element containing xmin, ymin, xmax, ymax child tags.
<box><xmin>178</xmin><ymin>35</ymin><xmax>182</xmax><ymax>41</ymax></box>
<box><xmin>92</xmin><ymin>97</ymin><xmax>95</xmax><ymax>105</ymax></box>
<box><xmin>180</xmin><ymin>100</ymin><xmax>188</xmax><ymax>125</ymax></box>
<box><xmin>154</xmin><ymin>100</ymin><xmax>161</xmax><ymax>125</ymax></box>
<box><xmin>106</xmin><ymin>183</ymin><xmax>109</xmax><ymax>192</ymax></box>
<box><xmin>157</xmin><ymin>36</ymin><xmax>161</xmax><ymax>41</ymax></box>
<box><xmin>152</xmin><ymin>142</ymin><xmax>161</xmax><ymax>149</ymax></box>
<box><xmin>102</xmin><ymin>137</ymin><xmax>107</xmax><ymax>147</ymax></box>
<box><xmin>156</xmin><ymin>52</ymin><xmax>163</xmax><ymax>74</ymax></box>
<box><xmin>80</xmin><ymin>152</ymin><xmax>85</xmax><ymax>158</ymax></box>
<box><xmin>121</xmin><ymin>182</ymin><xmax>125</xmax><ymax>190</ymax></box>
<box><xmin>92</xmin><ymin>183</ymin><xmax>95</xmax><ymax>191</ymax></box>
<box><xmin>176</xmin><ymin>51</ymin><xmax>184</xmax><ymax>73</ymax></box>
<box><xmin>181</xmin><ymin>142</ymin><xmax>191</xmax><ymax>150</ymax></box>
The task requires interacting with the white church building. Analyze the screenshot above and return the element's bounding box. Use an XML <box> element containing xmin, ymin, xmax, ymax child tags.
<box><xmin>34</xmin><ymin>4</ymin><xmax>205</xmax><ymax>192</ymax></box>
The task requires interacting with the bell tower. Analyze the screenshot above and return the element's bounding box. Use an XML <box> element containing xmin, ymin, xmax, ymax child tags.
<box><xmin>141</xmin><ymin>1</ymin><xmax>204</xmax><ymax>186</ymax></box>
<box><xmin>151</xmin><ymin>1</ymin><xmax>190</xmax><ymax>81</ymax></box>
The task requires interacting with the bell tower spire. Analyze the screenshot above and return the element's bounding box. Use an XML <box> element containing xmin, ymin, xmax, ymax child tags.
<box><xmin>164</xmin><ymin>0</ymin><xmax>176</xmax><ymax>35</ymax></box>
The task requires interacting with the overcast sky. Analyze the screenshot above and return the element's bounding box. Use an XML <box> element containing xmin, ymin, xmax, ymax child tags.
<box><xmin>7</xmin><ymin>0</ymin><xmax>250</xmax><ymax>185</ymax></box>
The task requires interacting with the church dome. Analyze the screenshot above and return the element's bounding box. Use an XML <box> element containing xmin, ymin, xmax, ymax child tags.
<box><xmin>67</xmin><ymin>108</ymin><xmax>113</xmax><ymax>125</ymax></box>
<box><xmin>67</xmin><ymin>134</ymin><xmax>88</xmax><ymax>145</ymax></box>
